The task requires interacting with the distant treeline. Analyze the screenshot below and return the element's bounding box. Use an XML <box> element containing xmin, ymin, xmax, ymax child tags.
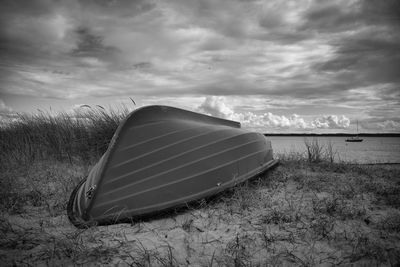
<box><xmin>264</xmin><ymin>133</ymin><xmax>400</xmax><ymax>137</ymax></box>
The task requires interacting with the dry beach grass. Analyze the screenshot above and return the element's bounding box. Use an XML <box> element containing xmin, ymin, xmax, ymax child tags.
<box><xmin>1</xmin><ymin>110</ymin><xmax>400</xmax><ymax>266</ymax></box>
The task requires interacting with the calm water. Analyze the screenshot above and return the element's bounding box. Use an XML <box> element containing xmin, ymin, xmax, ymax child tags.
<box><xmin>267</xmin><ymin>136</ymin><xmax>400</xmax><ymax>164</ymax></box>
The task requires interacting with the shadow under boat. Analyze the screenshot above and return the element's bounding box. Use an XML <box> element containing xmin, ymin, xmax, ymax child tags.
<box><xmin>67</xmin><ymin>105</ymin><xmax>279</xmax><ymax>228</ymax></box>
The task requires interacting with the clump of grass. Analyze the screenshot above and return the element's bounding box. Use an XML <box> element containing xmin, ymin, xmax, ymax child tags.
<box><xmin>379</xmin><ymin>213</ymin><xmax>400</xmax><ymax>232</ymax></box>
<box><xmin>304</xmin><ymin>138</ymin><xmax>324</xmax><ymax>163</ymax></box>
<box><xmin>224</xmin><ymin>234</ymin><xmax>253</xmax><ymax>266</ymax></box>
<box><xmin>0</xmin><ymin>106</ymin><xmax>130</xmax><ymax>168</ymax></box>
<box><xmin>0</xmin><ymin>216</ymin><xmax>122</xmax><ymax>266</ymax></box>
<box><xmin>0</xmin><ymin>160</ymin><xmax>89</xmax><ymax>216</ymax></box>
<box><xmin>347</xmin><ymin>231</ymin><xmax>398</xmax><ymax>265</ymax></box>
<box><xmin>311</xmin><ymin>194</ymin><xmax>366</xmax><ymax>221</ymax></box>
<box><xmin>260</xmin><ymin>208</ymin><xmax>296</xmax><ymax>225</ymax></box>
<box><xmin>304</xmin><ymin>138</ymin><xmax>338</xmax><ymax>163</ymax></box>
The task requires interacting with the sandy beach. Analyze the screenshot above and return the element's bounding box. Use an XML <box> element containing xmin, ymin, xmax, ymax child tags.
<box><xmin>1</xmin><ymin>159</ymin><xmax>399</xmax><ymax>266</ymax></box>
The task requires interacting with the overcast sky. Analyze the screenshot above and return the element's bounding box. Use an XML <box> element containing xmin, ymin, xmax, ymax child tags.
<box><xmin>0</xmin><ymin>0</ymin><xmax>399</xmax><ymax>132</ymax></box>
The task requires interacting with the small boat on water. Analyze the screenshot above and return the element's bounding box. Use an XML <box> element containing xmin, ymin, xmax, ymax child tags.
<box><xmin>67</xmin><ymin>105</ymin><xmax>278</xmax><ymax>227</ymax></box>
<box><xmin>346</xmin><ymin>136</ymin><xmax>363</xmax><ymax>142</ymax></box>
<box><xmin>346</xmin><ymin>120</ymin><xmax>363</xmax><ymax>142</ymax></box>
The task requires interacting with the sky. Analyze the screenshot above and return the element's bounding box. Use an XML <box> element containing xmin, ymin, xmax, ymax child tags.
<box><xmin>0</xmin><ymin>0</ymin><xmax>399</xmax><ymax>133</ymax></box>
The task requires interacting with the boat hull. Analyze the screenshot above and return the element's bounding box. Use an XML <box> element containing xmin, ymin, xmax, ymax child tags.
<box><xmin>67</xmin><ymin>105</ymin><xmax>278</xmax><ymax>227</ymax></box>
<box><xmin>346</xmin><ymin>137</ymin><xmax>363</xmax><ymax>142</ymax></box>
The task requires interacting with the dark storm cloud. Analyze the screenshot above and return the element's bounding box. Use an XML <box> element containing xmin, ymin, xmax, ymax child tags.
<box><xmin>77</xmin><ymin>0</ymin><xmax>155</xmax><ymax>17</ymax></box>
<box><xmin>0</xmin><ymin>0</ymin><xmax>154</xmax><ymax>62</ymax></box>
<box><xmin>0</xmin><ymin>1</ymin><xmax>58</xmax><ymax>60</ymax></box>
<box><xmin>315</xmin><ymin>35</ymin><xmax>400</xmax><ymax>84</ymax></box>
<box><xmin>0</xmin><ymin>0</ymin><xmax>157</xmax><ymax>98</ymax></box>
<box><xmin>361</xmin><ymin>0</ymin><xmax>400</xmax><ymax>24</ymax></box>
<box><xmin>301</xmin><ymin>2</ymin><xmax>361</xmax><ymax>33</ymax></box>
<box><xmin>71</xmin><ymin>27</ymin><xmax>120</xmax><ymax>59</ymax></box>
<box><xmin>165</xmin><ymin>0</ymin><xmax>258</xmax><ymax>40</ymax></box>
<box><xmin>300</xmin><ymin>0</ymin><xmax>400</xmax><ymax>109</ymax></box>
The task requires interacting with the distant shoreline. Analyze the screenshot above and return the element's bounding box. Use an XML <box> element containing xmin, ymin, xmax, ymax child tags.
<box><xmin>264</xmin><ymin>133</ymin><xmax>400</xmax><ymax>137</ymax></box>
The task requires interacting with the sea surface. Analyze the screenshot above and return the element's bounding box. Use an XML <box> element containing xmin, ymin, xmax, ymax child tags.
<box><xmin>267</xmin><ymin>136</ymin><xmax>400</xmax><ymax>164</ymax></box>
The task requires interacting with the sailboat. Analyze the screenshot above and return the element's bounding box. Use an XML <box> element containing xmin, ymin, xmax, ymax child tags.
<box><xmin>346</xmin><ymin>120</ymin><xmax>363</xmax><ymax>142</ymax></box>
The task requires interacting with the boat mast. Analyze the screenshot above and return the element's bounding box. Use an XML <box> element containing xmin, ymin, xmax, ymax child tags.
<box><xmin>357</xmin><ymin>120</ymin><xmax>358</xmax><ymax>135</ymax></box>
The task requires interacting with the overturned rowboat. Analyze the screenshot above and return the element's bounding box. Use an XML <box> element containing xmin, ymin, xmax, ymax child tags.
<box><xmin>67</xmin><ymin>105</ymin><xmax>278</xmax><ymax>227</ymax></box>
